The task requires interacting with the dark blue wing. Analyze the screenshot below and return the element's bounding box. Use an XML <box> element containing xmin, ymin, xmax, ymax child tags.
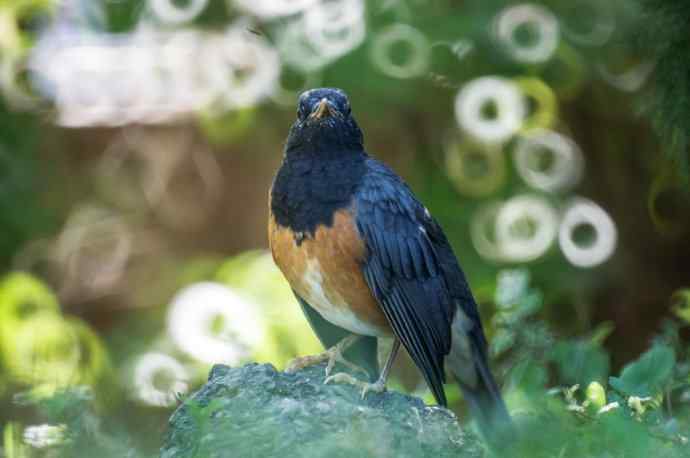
<box><xmin>355</xmin><ymin>159</ymin><xmax>487</xmax><ymax>405</ymax></box>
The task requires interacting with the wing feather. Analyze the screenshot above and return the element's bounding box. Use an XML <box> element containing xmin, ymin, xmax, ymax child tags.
<box><xmin>355</xmin><ymin>162</ymin><xmax>458</xmax><ymax>405</ymax></box>
<box><xmin>354</xmin><ymin>159</ymin><xmax>509</xmax><ymax>436</ymax></box>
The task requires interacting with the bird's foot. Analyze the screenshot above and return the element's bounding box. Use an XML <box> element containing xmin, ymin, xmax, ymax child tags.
<box><xmin>324</xmin><ymin>372</ymin><xmax>387</xmax><ymax>399</ymax></box>
<box><xmin>285</xmin><ymin>336</ymin><xmax>368</xmax><ymax>377</ymax></box>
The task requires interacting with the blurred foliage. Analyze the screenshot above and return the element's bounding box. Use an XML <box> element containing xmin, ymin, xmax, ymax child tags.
<box><xmin>215</xmin><ymin>251</ymin><xmax>323</xmax><ymax>365</ymax></box>
<box><xmin>634</xmin><ymin>0</ymin><xmax>690</xmax><ymax>178</ymax></box>
<box><xmin>0</xmin><ymin>104</ymin><xmax>54</xmax><ymax>270</ymax></box>
<box><xmin>5</xmin><ymin>292</ymin><xmax>690</xmax><ymax>457</ymax></box>
<box><xmin>486</xmin><ymin>273</ymin><xmax>690</xmax><ymax>458</ymax></box>
<box><xmin>1</xmin><ymin>0</ymin><xmax>690</xmax><ymax>456</ymax></box>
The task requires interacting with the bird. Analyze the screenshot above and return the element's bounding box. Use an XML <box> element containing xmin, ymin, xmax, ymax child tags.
<box><xmin>268</xmin><ymin>87</ymin><xmax>511</xmax><ymax>440</ymax></box>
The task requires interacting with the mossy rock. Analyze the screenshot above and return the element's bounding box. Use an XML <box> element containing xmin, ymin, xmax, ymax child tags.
<box><xmin>161</xmin><ymin>363</ymin><xmax>483</xmax><ymax>458</ymax></box>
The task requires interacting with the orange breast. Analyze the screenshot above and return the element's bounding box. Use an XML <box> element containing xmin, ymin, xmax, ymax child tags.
<box><xmin>268</xmin><ymin>206</ymin><xmax>392</xmax><ymax>337</ymax></box>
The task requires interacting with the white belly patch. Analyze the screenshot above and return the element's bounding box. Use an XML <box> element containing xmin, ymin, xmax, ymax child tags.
<box><xmin>302</xmin><ymin>259</ymin><xmax>384</xmax><ymax>337</ymax></box>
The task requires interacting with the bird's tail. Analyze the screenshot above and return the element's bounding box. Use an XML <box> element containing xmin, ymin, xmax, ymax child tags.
<box><xmin>446</xmin><ymin>313</ymin><xmax>513</xmax><ymax>445</ymax></box>
<box><xmin>455</xmin><ymin>349</ymin><xmax>513</xmax><ymax>444</ymax></box>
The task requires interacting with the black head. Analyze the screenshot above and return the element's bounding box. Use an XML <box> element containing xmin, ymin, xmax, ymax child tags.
<box><xmin>285</xmin><ymin>88</ymin><xmax>364</xmax><ymax>156</ymax></box>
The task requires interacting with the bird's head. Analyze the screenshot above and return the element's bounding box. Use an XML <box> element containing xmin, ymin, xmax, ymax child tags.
<box><xmin>285</xmin><ymin>88</ymin><xmax>364</xmax><ymax>157</ymax></box>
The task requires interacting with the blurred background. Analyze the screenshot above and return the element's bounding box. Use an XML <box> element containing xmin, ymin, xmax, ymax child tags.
<box><xmin>1</xmin><ymin>0</ymin><xmax>690</xmax><ymax>456</ymax></box>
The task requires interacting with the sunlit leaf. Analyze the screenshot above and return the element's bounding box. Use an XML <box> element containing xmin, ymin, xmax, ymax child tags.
<box><xmin>671</xmin><ymin>289</ymin><xmax>690</xmax><ymax>324</ymax></box>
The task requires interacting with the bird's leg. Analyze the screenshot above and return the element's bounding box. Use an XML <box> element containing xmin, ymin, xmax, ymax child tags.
<box><xmin>284</xmin><ymin>335</ymin><xmax>368</xmax><ymax>377</ymax></box>
<box><xmin>325</xmin><ymin>339</ymin><xmax>401</xmax><ymax>399</ymax></box>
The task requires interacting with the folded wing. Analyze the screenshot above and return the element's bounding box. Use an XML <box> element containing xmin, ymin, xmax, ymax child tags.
<box><xmin>354</xmin><ymin>160</ymin><xmax>460</xmax><ymax>405</ymax></box>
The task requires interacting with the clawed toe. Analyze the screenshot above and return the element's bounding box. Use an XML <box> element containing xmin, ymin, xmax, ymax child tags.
<box><xmin>285</xmin><ymin>353</ymin><xmax>327</xmax><ymax>373</ymax></box>
<box><xmin>324</xmin><ymin>372</ymin><xmax>387</xmax><ymax>399</ymax></box>
<box><xmin>360</xmin><ymin>380</ymin><xmax>386</xmax><ymax>399</ymax></box>
<box><xmin>287</xmin><ymin>336</ymin><xmax>368</xmax><ymax>377</ymax></box>
<box><xmin>324</xmin><ymin>372</ymin><xmax>359</xmax><ymax>386</ymax></box>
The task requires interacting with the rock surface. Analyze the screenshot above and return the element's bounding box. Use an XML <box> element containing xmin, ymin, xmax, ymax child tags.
<box><xmin>160</xmin><ymin>363</ymin><xmax>483</xmax><ymax>458</ymax></box>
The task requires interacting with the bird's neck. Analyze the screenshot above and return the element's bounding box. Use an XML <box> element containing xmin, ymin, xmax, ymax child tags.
<box><xmin>270</xmin><ymin>151</ymin><xmax>367</xmax><ymax>236</ymax></box>
<box><xmin>285</xmin><ymin>119</ymin><xmax>364</xmax><ymax>158</ymax></box>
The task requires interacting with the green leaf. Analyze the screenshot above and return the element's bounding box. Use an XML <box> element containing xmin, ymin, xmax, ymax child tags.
<box><xmin>494</xmin><ymin>268</ymin><xmax>530</xmax><ymax>308</ymax></box>
<box><xmin>508</xmin><ymin>359</ymin><xmax>548</xmax><ymax>393</ymax></box>
<box><xmin>516</xmin><ymin>291</ymin><xmax>543</xmax><ymax>317</ymax></box>
<box><xmin>609</xmin><ymin>344</ymin><xmax>676</xmax><ymax>397</ymax></box>
<box><xmin>672</xmin><ymin>289</ymin><xmax>690</xmax><ymax>324</ymax></box>
<box><xmin>590</xmin><ymin>321</ymin><xmax>615</xmax><ymax>346</ymax></box>
<box><xmin>490</xmin><ymin>328</ymin><xmax>516</xmax><ymax>357</ymax></box>
<box><xmin>551</xmin><ymin>340</ymin><xmax>610</xmax><ymax>386</ymax></box>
